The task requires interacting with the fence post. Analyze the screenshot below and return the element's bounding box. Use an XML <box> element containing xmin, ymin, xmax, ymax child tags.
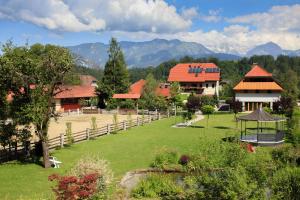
<box><xmin>167</xmin><ymin>109</ymin><xmax>170</xmax><ymax>118</ymax></box>
<box><xmin>77</xmin><ymin>108</ymin><xmax>80</xmax><ymax>115</ymax></box>
<box><xmin>107</xmin><ymin>124</ymin><xmax>111</xmax><ymax>135</ymax></box>
<box><xmin>149</xmin><ymin>115</ymin><xmax>151</xmax><ymax>123</ymax></box>
<box><xmin>86</xmin><ymin>128</ymin><xmax>90</xmax><ymax>140</ymax></box>
<box><xmin>98</xmin><ymin>108</ymin><xmax>101</xmax><ymax>114</ymax></box>
<box><xmin>123</xmin><ymin>120</ymin><xmax>127</xmax><ymax>130</ymax></box>
<box><xmin>158</xmin><ymin>112</ymin><xmax>161</xmax><ymax>120</ymax></box>
<box><xmin>60</xmin><ymin>133</ymin><xmax>64</xmax><ymax>148</ymax></box>
<box><xmin>137</xmin><ymin>117</ymin><xmax>140</xmax><ymax>126</ymax></box>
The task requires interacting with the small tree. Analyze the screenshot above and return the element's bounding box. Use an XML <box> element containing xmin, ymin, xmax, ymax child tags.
<box><xmin>127</xmin><ymin>113</ymin><xmax>133</xmax><ymax>129</ymax></box>
<box><xmin>186</xmin><ymin>94</ymin><xmax>201</xmax><ymax>113</ymax></box>
<box><xmin>91</xmin><ymin>117</ymin><xmax>97</xmax><ymax>135</ymax></box>
<box><xmin>112</xmin><ymin>113</ymin><xmax>119</xmax><ymax>133</ymax></box>
<box><xmin>227</xmin><ymin>98</ymin><xmax>242</xmax><ymax>119</ymax></box>
<box><xmin>65</xmin><ymin>122</ymin><xmax>74</xmax><ymax>145</ymax></box>
<box><xmin>201</xmin><ymin>105</ymin><xmax>215</xmax><ymax>128</ymax></box>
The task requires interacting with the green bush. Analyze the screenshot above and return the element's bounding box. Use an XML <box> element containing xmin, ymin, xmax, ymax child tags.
<box><xmin>263</xmin><ymin>106</ymin><xmax>272</xmax><ymax>113</ymax></box>
<box><xmin>271</xmin><ymin>167</ymin><xmax>300</xmax><ymax>200</ymax></box>
<box><xmin>131</xmin><ymin>174</ymin><xmax>183</xmax><ymax>199</ymax></box>
<box><xmin>119</xmin><ymin>99</ymin><xmax>135</xmax><ymax>109</ymax></box>
<box><xmin>271</xmin><ymin>145</ymin><xmax>300</xmax><ymax>167</ymax></box>
<box><xmin>151</xmin><ymin>148</ymin><xmax>179</xmax><ymax>169</ymax></box>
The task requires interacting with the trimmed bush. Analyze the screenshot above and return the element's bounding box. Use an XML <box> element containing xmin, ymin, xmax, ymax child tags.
<box><xmin>151</xmin><ymin>148</ymin><xmax>179</xmax><ymax>169</ymax></box>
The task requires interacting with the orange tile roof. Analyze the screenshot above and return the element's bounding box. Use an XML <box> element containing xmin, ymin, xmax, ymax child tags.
<box><xmin>168</xmin><ymin>63</ymin><xmax>220</xmax><ymax>82</ymax></box>
<box><xmin>113</xmin><ymin>79</ymin><xmax>170</xmax><ymax>99</ymax></box>
<box><xmin>156</xmin><ymin>87</ymin><xmax>170</xmax><ymax>97</ymax></box>
<box><xmin>245</xmin><ymin>65</ymin><xmax>272</xmax><ymax>77</ymax></box>
<box><xmin>129</xmin><ymin>79</ymin><xmax>146</xmax><ymax>94</ymax></box>
<box><xmin>112</xmin><ymin>93</ymin><xmax>141</xmax><ymax>99</ymax></box>
<box><xmin>233</xmin><ymin>82</ymin><xmax>283</xmax><ymax>91</ymax></box>
<box><xmin>55</xmin><ymin>85</ymin><xmax>97</xmax><ymax>99</ymax></box>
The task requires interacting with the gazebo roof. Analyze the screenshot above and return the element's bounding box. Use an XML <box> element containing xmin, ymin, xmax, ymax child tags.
<box><xmin>237</xmin><ymin>108</ymin><xmax>284</xmax><ymax>122</ymax></box>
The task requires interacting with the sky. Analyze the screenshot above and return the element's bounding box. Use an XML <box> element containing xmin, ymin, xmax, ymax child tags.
<box><xmin>1</xmin><ymin>0</ymin><xmax>300</xmax><ymax>54</ymax></box>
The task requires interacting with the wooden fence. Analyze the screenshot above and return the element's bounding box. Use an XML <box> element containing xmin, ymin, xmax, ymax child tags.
<box><xmin>0</xmin><ymin>112</ymin><xmax>170</xmax><ymax>163</ymax></box>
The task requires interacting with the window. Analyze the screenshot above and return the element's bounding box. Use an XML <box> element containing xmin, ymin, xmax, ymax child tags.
<box><xmin>206</xmin><ymin>83</ymin><xmax>209</xmax><ymax>88</ymax></box>
<box><xmin>200</xmin><ymin>83</ymin><xmax>202</xmax><ymax>87</ymax></box>
<box><xmin>255</xmin><ymin>90</ymin><xmax>259</xmax><ymax>93</ymax></box>
<box><xmin>212</xmin><ymin>83</ymin><xmax>215</xmax><ymax>88</ymax></box>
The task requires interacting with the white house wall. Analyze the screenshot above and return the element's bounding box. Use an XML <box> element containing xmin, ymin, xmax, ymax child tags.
<box><xmin>235</xmin><ymin>93</ymin><xmax>281</xmax><ymax>102</ymax></box>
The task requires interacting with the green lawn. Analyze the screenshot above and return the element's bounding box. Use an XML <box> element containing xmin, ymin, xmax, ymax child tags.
<box><xmin>0</xmin><ymin>113</ymin><xmax>273</xmax><ymax>199</ymax></box>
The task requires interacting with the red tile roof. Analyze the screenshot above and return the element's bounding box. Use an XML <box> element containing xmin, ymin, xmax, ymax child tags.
<box><xmin>245</xmin><ymin>65</ymin><xmax>272</xmax><ymax>77</ymax></box>
<box><xmin>113</xmin><ymin>79</ymin><xmax>170</xmax><ymax>99</ymax></box>
<box><xmin>233</xmin><ymin>81</ymin><xmax>283</xmax><ymax>91</ymax></box>
<box><xmin>55</xmin><ymin>85</ymin><xmax>97</xmax><ymax>99</ymax></box>
<box><xmin>168</xmin><ymin>63</ymin><xmax>220</xmax><ymax>82</ymax></box>
<box><xmin>112</xmin><ymin>93</ymin><xmax>141</xmax><ymax>99</ymax></box>
<box><xmin>129</xmin><ymin>79</ymin><xmax>146</xmax><ymax>94</ymax></box>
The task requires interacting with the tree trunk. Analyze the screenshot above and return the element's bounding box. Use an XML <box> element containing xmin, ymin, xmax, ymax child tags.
<box><xmin>42</xmin><ymin>140</ymin><xmax>51</xmax><ymax>168</ymax></box>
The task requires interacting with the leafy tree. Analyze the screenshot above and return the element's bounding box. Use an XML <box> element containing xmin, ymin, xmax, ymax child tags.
<box><xmin>226</xmin><ymin>98</ymin><xmax>243</xmax><ymax>119</ymax></box>
<box><xmin>170</xmin><ymin>82</ymin><xmax>182</xmax><ymax>107</ymax></box>
<box><xmin>186</xmin><ymin>94</ymin><xmax>201</xmax><ymax>113</ymax></box>
<box><xmin>1</xmin><ymin>43</ymin><xmax>74</xmax><ymax>167</ymax></box>
<box><xmin>97</xmin><ymin>38</ymin><xmax>129</xmax><ymax>108</ymax></box>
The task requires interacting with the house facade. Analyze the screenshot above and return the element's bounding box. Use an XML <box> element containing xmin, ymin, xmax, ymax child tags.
<box><xmin>167</xmin><ymin>63</ymin><xmax>220</xmax><ymax>96</ymax></box>
<box><xmin>233</xmin><ymin>65</ymin><xmax>283</xmax><ymax>111</ymax></box>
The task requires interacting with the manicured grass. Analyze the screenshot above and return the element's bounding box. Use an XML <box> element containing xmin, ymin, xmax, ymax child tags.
<box><xmin>0</xmin><ymin>113</ymin><xmax>274</xmax><ymax>199</ymax></box>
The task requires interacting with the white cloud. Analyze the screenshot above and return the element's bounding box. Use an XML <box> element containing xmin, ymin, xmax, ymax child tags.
<box><xmin>228</xmin><ymin>4</ymin><xmax>300</xmax><ymax>32</ymax></box>
<box><xmin>0</xmin><ymin>0</ymin><xmax>190</xmax><ymax>33</ymax></box>
<box><xmin>181</xmin><ymin>7</ymin><xmax>198</xmax><ymax>20</ymax></box>
<box><xmin>200</xmin><ymin>9</ymin><xmax>222</xmax><ymax>22</ymax></box>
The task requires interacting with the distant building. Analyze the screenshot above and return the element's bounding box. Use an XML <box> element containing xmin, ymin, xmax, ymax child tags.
<box><xmin>54</xmin><ymin>75</ymin><xmax>98</xmax><ymax>112</ymax></box>
<box><xmin>233</xmin><ymin>65</ymin><xmax>283</xmax><ymax>111</ymax></box>
<box><xmin>167</xmin><ymin>63</ymin><xmax>220</xmax><ymax>96</ymax></box>
<box><xmin>112</xmin><ymin>79</ymin><xmax>170</xmax><ymax>100</ymax></box>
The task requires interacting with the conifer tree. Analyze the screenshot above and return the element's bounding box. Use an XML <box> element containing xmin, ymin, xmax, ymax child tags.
<box><xmin>97</xmin><ymin>38</ymin><xmax>129</xmax><ymax>107</ymax></box>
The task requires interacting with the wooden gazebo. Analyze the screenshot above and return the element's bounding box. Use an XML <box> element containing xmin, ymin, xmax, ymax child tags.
<box><xmin>237</xmin><ymin>108</ymin><xmax>286</xmax><ymax>146</ymax></box>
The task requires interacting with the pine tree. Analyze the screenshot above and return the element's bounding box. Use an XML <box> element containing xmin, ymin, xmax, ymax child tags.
<box><xmin>97</xmin><ymin>38</ymin><xmax>129</xmax><ymax>107</ymax></box>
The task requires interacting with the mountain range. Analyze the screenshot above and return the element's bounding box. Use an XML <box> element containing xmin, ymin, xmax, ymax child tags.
<box><xmin>67</xmin><ymin>39</ymin><xmax>300</xmax><ymax>68</ymax></box>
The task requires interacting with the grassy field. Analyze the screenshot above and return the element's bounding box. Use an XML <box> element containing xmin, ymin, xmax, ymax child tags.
<box><xmin>0</xmin><ymin>113</ymin><xmax>274</xmax><ymax>199</ymax></box>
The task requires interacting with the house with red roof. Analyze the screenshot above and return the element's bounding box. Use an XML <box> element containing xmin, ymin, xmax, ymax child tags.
<box><xmin>112</xmin><ymin>79</ymin><xmax>170</xmax><ymax>100</ymax></box>
<box><xmin>168</xmin><ymin>63</ymin><xmax>221</xmax><ymax>96</ymax></box>
<box><xmin>234</xmin><ymin>65</ymin><xmax>283</xmax><ymax>111</ymax></box>
<box><xmin>54</xmin><ymin>75</ymin><xmax>98</xmax><ymax>112</ymax></box>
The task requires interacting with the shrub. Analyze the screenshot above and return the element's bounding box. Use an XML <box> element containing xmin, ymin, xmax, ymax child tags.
<box><xmin>263</xmin><ymin>106</ymin><xmax>272</xmax><ymax>113</ymax></box>
<box><xmin>186</xmin><ymin>94</ymin><xmax>201</xmax><ymax>113</ymax></box>
<box><xmin>69</xmin><ymin>155</ymin><xmax>113</xmax><ymax>195</ymax></box>
<box><xmin>179</xmin><ymin>155</ymin><xmax>190</xmax><ymax>166</ymax></box>
<box><xmin>271</xmin><ymin>167</ymin><xmax>300</xmax><ymax>200</ymax></box>
<box><xmin>271</xmin><ymin>145</ymin><xmax>300</xmax><ymax>167</ymax></box>
<box><xmin>120</xmin><ymin>99</ymin><xmax>135</xmax><ymax>109</ymax></box>
<box><xmin>131</xmin><ymin>174</ymin><xmax>183</xmax><ymax>199</ymax></box>
<box><xmin>151</xmin><ymin>148</ymin><xmax>179</xmax><ymax>169</ymax></box>
<box><xmin>181</xmin><ymin>111</ymin><xmax>193</xmax><ymax>122</ymax></box>
<box><xmin>48</xmin><ymin>173</ymin><xmax>99</xmax><ymax>200</ymax></box>
<box><xmin>65</xmin><ymin>122</ymin><xmax>74</xmax><ymax>145</ymax></box>
<box><xmin>200</xmin><ymin>95</ymin><xmax>218</xmax><ymax>107</ymax></box>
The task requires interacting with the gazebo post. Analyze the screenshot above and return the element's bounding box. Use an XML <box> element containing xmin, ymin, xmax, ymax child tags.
<box><xmin>245</xmin><ymin>121</ymin><xmax>247</xmax><ymax>137</ymax></box>
<box><xmin>257</xmin><ymin>121</ymin><xmax>259</xmax><ymax>142</ymax></box>
<box><xmin>240</xmin><ymin>120</ymin><xmax>242</xmax><ymax>140</ymax></box>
